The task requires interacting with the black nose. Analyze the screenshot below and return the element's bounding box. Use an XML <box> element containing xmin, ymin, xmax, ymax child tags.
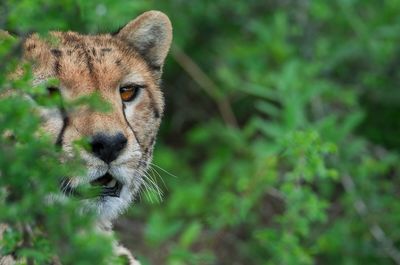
<box><xmin>90</xmin><ymin>132</ymin><xmax>127</xmax><ymax>163</ymax></box>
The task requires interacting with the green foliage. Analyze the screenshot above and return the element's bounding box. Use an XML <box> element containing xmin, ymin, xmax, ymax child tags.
<box><xmin>0</xmin><ymin>34</ymin><xmax>120</xmax><ymax>264</ymax></box>
<box><xmin>1</xmin><ymin>1</ymin><xmax>400</xmax><ymax>265</ymax></box>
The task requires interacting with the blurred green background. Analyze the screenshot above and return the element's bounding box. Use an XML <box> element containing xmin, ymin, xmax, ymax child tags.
<box><xmin>2</xmin><ymin>0</ymin><xmax>400</xmax><ymax>264</ymax></box>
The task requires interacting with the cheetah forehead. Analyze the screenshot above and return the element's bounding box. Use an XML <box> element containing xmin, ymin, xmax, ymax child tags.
<box><xmin>23</xmin><ymin>10</ymin><xmax>172</xmax><ymax>94</ymax></box>
<box><xmin>24</xmin><ymin>32</ymin><xmax>153</xmax><ymax>92</ymax></box>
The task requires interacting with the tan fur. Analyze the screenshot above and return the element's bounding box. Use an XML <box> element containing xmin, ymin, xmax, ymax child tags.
<box><xmin>25</xmin><ymin>27</ymin><xmax>165</xmax><ymax>152</ymax></box>
<box><xmin>1</xmin><ymin>11</ymin><xmax>172</xmax><ymax>264</ymax></box>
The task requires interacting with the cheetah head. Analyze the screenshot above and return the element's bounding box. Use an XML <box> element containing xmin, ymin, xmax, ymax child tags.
<box><xmin>22</xmin><ymin>11</ymin><xmax>172</xmax><ymax>224</ymax></box>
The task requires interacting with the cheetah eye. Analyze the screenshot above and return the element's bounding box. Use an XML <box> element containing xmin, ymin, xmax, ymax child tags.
<box><xmin>119</xmin><ymin>85</ymin><xmax>142</xmax><ymax>102</ymax></box>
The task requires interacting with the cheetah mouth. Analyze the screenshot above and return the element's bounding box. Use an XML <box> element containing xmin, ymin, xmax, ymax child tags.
<box><xmin>61</xmin><ymin>173</ymin><xmax>123</xmax><ymax>198</ymax></box>
<box><xmin>90</xmin><ymin>173</ymin><xmax>123</xmax><ymax>198</ymax></box>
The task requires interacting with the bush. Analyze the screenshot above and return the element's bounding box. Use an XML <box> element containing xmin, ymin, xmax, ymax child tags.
<box><xmin>0</xmin><ymin>31</ymin><xmax>123</xmax><ymax>264</ymax></box>
<box><xmin>1</xmin><ymin>1</ymin><xmax>400</xmax><ymax>265</ymax></box>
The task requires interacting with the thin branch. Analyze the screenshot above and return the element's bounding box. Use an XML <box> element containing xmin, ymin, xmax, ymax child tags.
<box><xmin>341</xmin><ymin>174</ymin><xmax>400</xmax><ymax>265</ymax></box>
<box><xmin>23</xmin><ymin>224</ymin><xmax>34</xmax><ymax>265</ymax></box>
<box><xmin>170</xmin><ymin>45</ymin><xmax>239</xmax><ymax>128</ymax></box>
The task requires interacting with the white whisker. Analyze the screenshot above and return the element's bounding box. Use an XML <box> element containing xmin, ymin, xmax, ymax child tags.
<box><xmin>149</xmin><ymin>162</ymin><xmax>178</xmax><ymax>178</ymax></box>
<box><xmin>136</xmin><ymin>168</ymin><xmax>163</xmax><ymax>203</ymax></box>
<box><xmin>148</xmin><ymin>166</ymin><xmax>167</xmax><ymax>190</ymax></box>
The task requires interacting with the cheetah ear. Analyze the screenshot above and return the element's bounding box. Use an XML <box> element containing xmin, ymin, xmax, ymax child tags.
<box><xmin>116</xmin><ymin>11</ymin><xmax>172</xmax><ymax>69</ymax></box>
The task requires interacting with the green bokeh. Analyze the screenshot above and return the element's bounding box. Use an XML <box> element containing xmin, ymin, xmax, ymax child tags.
<box><xmin>1</xmin><ymin>1</ymin><xmax>400</xmax><ymax>265</ymax></box>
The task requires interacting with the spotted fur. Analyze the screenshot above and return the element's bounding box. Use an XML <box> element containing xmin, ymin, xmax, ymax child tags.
<box><xmin>1</xmin><ymin>11</ymin><xmax>172</xmax><ymax>264</ymax></box>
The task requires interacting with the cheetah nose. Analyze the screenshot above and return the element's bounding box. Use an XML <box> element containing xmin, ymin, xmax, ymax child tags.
<box><xmin>90</xmin><ymin>132</ymin><xmax>127</xmax><ymax>163</ymax></box>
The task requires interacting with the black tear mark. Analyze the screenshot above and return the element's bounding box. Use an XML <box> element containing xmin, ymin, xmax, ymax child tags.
<box><xmin>144</xmin><ymin>136</ymin><xmax>156</xmax><ymax>155</ymax></box>
<box><xmin>92</xmin><ymin>47</ymin><xmax>97</xmax><ymax>57</ymax></box>
<box><xmin>149</xmin><ymin>64</ymin><xmax>161</xmax><ymax>72</ymax></box>
<box><xmin>122</xmin><ymin>104</ymin><xmax>144</xmax><ymax>151</ymax></box>
<box><xmin>146</xmin><ymin>89</ymin><xmax>161</xmax><ymax>119</ymax></box>
<box><xmin>56</xmin><ymin>108</ymin><xmax>69</xmax><ymax>146</ymax></box>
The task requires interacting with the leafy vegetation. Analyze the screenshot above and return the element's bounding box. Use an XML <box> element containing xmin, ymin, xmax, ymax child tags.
<box><xmin>1</xmin><ymin>1</ymin><xmax>400</xmax><ymax>265</ymax></box>
<box><xmin>0</xmin><ymin>33</ymin><xmax>121</xmax><ymax>264</ymax></box>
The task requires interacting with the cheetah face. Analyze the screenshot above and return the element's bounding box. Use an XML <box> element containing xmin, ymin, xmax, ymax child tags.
<box><xmin>23</xmin><ymin>11</ymin><xmax>172</xmax><ymax>223</ymax></box>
